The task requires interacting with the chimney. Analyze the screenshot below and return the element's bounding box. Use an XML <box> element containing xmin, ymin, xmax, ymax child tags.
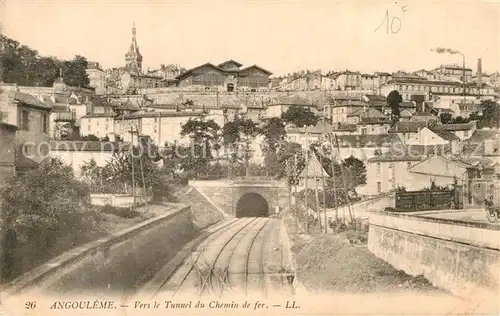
<box><xmin>477</xmin><ymin>58</ymin><xmax>482</xmax><ymax>88</ymax></box>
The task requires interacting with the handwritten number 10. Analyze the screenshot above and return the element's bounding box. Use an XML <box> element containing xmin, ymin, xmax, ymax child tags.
<box><xmin>376</xmin><ymin>10</ymin><xmax>401</xmax><ymax>34</ymax></box>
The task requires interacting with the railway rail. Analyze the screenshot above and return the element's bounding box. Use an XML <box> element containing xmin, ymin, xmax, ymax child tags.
<box><xmin>138</xmin><ymin>217</ymin><xmax>294</xmax><ymax>299</ymax></box>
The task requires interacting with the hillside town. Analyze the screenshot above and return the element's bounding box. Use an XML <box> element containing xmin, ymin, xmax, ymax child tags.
<box><xmin>0</xmin><ymin>20</ymin><xmax>499</xmax><ymax>311</ymax></box>
<box><xmin>1</xmin><ymin>24</ymin><xmax>498</xmax><ymax>204</ymax></box>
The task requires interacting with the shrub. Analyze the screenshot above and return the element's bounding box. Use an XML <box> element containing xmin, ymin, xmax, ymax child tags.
<box><xmin>100</xmin><ymin>204</ymin><xmax>141</xmax><ymax>219</ymax></box>
<box><xmin>0</xmin><ymin>158</ymin><xmax>104</xmax><ymax>281</ymax></box>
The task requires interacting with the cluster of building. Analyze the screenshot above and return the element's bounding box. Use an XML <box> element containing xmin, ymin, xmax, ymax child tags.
<box><xmin>86</xmin><ymin>24</ymin><xmax>273</xmax><ymax>95</ymax></box>
<box><xmin>0</xmin><ymin>22</ymin><xmax>498</xmax><ymax>208</ymax></box>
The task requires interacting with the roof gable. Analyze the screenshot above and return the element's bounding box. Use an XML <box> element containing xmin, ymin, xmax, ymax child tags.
<box><xmin>218</xmin><ymin>60</ymin><xmax>243</xmax><ymax>69</ymax></box>
<box><xmin>175</xmin><ymin>63</ymin><xmax>224</xmax><ymax>80</ymax></box>
<box><xmin>409</xmin><ymin>155</ymin><xmax>469</xmax><ymax>177</ymax></box>
<box><xmin>239</xmin><ymin>65</ymin><xmax>273</xmax><ymax>76</ymax></box>
<box><xmin>298</xmin><ymin>153</ymin><xmax>329</xmax><ymax>178</ymax></box>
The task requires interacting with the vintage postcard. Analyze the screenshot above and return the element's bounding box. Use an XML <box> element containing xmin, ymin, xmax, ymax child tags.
<box><xmin>0</xmin><ymin>0</ymin><xmax>499</xmax><ymax>315</ymax></box>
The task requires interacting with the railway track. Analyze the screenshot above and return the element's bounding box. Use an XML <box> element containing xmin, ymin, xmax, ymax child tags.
<box><xmin>140</xmin><ymin>217</ymin><xmax>294</xmax><ymax>299</ymax></box>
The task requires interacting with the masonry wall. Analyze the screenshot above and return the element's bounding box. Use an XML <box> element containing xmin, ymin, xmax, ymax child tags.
<box><xmin>3</xmin><ymin>205</ymin><xmax>199</xmax><ymax>297</ymax></box>
<box><xmin>368</xmin><ymin>211</ymin><xmax>500</xmax><ymax>299</ymax></box>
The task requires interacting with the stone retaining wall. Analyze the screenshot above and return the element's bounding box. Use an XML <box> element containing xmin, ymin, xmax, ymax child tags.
<box><xmin>2</xmin><ymin>204</ymin><xmax>199</xmax><ymax>297</ymax></box>
<box><xmin>368</xmin><ymin>211</ymin><xmax>500</xmax><ymax>299</ymax></box>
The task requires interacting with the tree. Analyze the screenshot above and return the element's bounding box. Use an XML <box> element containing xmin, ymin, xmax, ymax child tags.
<box><xmin>440</xmin><ymin>112</ymin><xmax>452</xmax><ymax>124</ymax></box>
<box><xmin>387</xmin><ymin>90</ymin><xmax>402</xmax><ymax>121</ymax></box>
<box><xmin>343</xmin><ymin>155</ymin><xmax>367</xmax><ymax>187</ymax></box>
<box><xmin>259</xmin><ymin>118</ymin><xmax>287</xmax><ymax>175</ymax></box>
<box><xmin>62</xmin><ymin>55</ymin><xmax>90</xmax><ymax>88</ymax></box>
<box><xmin>477</xmin><ymin>100</ymin><xmax>500</xmax><ymax>129</ymax></box>
<box><xmin>0</xmin><ymin>35</ymin><xmax>90</xmax><ymax>87</ymax></box>
<box><xmin>180</xmin><ymin>117</ymin><xmax>221</xmax><ymax>177</ymax></box>
<box><xmin>222</xmin><ymin>117</ymin><xmax>258</xmax><ymax>175</ymax></box>
<box><xmin>281</xmin><ymin>105</ymin><xmax>319</xmax><ymax>127</ymax></box>
<box><xmin>0</xmin><ymin>158</ymin><xmax>102</xmax><ymax>280</ymax></box>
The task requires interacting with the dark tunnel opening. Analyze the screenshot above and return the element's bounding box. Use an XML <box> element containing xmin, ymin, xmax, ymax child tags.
<box><xmin>235</xmin><ymin>193</ymin><xmax>269</xmax><ymax>218</ymax></box>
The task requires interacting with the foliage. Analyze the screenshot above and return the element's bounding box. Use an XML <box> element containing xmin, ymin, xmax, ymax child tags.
<box><xmin>104</xmin><ymin>141</ymin><xmax>162</xmax><ymax>190</ymax></box>
<box><xmin>387</xmin><ymin>90</ymin><xmax>402</xmax><ymax>120</ymax></box>
<box><xmin>476</xmin><ymin>100</ymin><xmax>500</xmax><ymax>129</ymax></box>
<box><xmin>278</xmin><ymin>141</ymin><xmax>306</xmax><ymax>182</ymax></box>
<box><xmin>343</xmin><ymin>156</ymin><xmax>367</xmax><ymax>186</ymax></box>
<box><xmin>259</xmin><ymin>118</ymin><xmax>287</xmax><ymax>175</ymax></box>
<box><xmin>395</xmin><ymin>185</ymin><xmax>407</xmax><ymax>192</ymax></box>
<box><xmin>178</xmin><ymin>117</ymin><xmax>221</xmax><ymax>178</ymax></box>
<box><xmin>0</xmin><ymin>158</ymin><xmax>103</xmax><ymax>280</ymax></box>
<box><xmin>439</xmin><ymin>112</ymin><xmax>452</xmax><ymax>124</ymax></box>
<box><xmin>0</xmin><ymin>35</ymin><xmax>90</xmax><ymax>87</ymax></box>
<box><xmin>222</xmin><ymin>117</ymin><xmax>258</xmax><ymax>169</ymax></box>
<box><xmin>80</xmin><ymin>134</ymin><xmax>100</xmax><ymax>141</ymax></box>
<box><xmin>281</xmin><ymin>105</ymin><xmax>319</xmax><ymax>127</ymax></box>
<box><xmin>99</xmin><ymin>204</ymin><xmax>140</xmax><ymax>219</ymax></box>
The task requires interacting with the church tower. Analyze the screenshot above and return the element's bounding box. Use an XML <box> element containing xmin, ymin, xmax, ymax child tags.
<box><xmin>125</xmin><ymin>23</ymin><xmax>143</xmax><ymax>74</ymax></box>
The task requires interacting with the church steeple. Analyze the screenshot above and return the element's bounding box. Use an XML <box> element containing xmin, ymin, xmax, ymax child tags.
<box><xmin>125</xmin><ymin>22</ymin><xmax>143</xmax><ymax>74</ymax></box>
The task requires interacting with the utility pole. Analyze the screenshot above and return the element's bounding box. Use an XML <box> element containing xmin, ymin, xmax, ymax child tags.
<box><xmin>313</xmin><ymin>146</ymin><xmax>321</xmax><ymax>233</ymax></box>
<box><xmin>335</xmin><ymin>134</ymin><xmax>354</xmax><ymax>224</ymax></box>
<box><xmin>319</xmin><ymin>144</ymin><xmax>327</xmax><ymax>233</ymax></box>
<box><xmin>139</xmin><ymin>148</ymin><xmax>148</xmax><ymax>212</ymax></box>
<box><xmin>129</xmin><ymin>126</ymin><xmax>137</xmax><ymax>210</ymax></box>
<box><xmin>304</xmin><ymin>126</ymin><xmax>309</xmax><ymax>234</ymax></box>
<box><xmin>293</xmin><ymin>153</ymin><xmax>299</xmax><ymax>233</ymax></box>
<box><xmin>327</xmin><ymin>133</ymin><xmax>339</xmax><ymax>223</ymax></box>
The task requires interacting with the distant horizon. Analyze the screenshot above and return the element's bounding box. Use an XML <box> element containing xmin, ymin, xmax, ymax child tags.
<box><xmin>2</xmin><ymin>1</ymin><xmax>499</xmax><ymax>77</ymax></box>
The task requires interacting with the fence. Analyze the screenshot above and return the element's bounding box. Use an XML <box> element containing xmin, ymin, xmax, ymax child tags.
<box><xmin>90</xmin><ymin>187</ymin><xmax>153</xmax><ymax>208</ymax></box>
<box><xmin>395</xmin><ymin>190</ymin><xmax>454</xmax><ymax>212</ymax></box>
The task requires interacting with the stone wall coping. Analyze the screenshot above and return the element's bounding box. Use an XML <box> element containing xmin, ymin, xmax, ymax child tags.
<box><xmin>2</xmin><ymin>204</ymin><xmax>190</xmax><ymax>296</ymax></box>
<box><xmin>369</xmin><ymin>211</ymin><xmax>500</xmax><ymax>250</ymax></box>
<box><xmin>189</xmin><ymin>179</ymin><xmax>287</xmax><ymax>188</ymax></box>
<box><xmin>371</xmin><ymin>210</ymin><xmax>500</xmax><ymax>231</ymax></box>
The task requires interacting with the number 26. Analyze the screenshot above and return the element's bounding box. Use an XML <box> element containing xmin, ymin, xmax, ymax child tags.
<box><xmin>25</xmin><ymin>301</ymin><xmax>37</xmax><ymax>309</ymax></box>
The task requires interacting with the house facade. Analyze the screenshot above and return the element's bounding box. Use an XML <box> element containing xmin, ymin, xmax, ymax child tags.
<box><xmin>175</xmin><ymin>60</ymin><xmax>272</xmax><ymax>92</ymax></box>
<box><xmin>380</xmin><ymin>78</ymin><xmax>497</xmax><ymax>101</ymax></box>
<box><xmin>0</xmin><ymin>122</ymin><xmax>17</xmax><ymax>184</ymax></box>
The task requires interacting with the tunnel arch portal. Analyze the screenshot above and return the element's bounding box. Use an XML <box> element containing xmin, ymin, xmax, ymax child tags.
<box><xmin>235</xmin><ymin>193</ymin><xmax>269</xmax><ymax>218</ymax></box>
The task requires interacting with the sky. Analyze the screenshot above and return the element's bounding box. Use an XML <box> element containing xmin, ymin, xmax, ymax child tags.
<box><xmin>1</xmin><ymin>0</ymin><xmax>500</xmax><ymax>77</ymax></box>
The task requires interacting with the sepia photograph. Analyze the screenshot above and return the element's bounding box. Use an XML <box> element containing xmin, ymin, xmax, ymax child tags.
<box><xmin>0</xmin><ymin>0</ymin><xmax>499</xmax><ymax>315</ymax></box>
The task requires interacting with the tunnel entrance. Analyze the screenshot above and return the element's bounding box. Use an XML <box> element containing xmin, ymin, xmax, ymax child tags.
<box><xmin>235</xmin><ymin>193</ymin><xmax>269</xmax><ymax>218</ymax></box>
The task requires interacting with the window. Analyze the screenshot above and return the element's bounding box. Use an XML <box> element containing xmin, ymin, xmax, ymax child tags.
<box><xmin>21</xmin><ymin>110</ymin><xmax>29</xmax><ymax>131</ymax></box>
<box><xmin>407</xmin><ymin>162</ymin><xmax>411</xmax><ymax>169</ymax></box>
<box><xmin>376</xmin><ymin>163</ymin><xmax>381</xmax><ymax>175</ymax></box>
<box><xmin>41</xmin><ymin>113</ymin><xmax>48</xmax><ymax>133</ymax></box>
<box><xmin>377</xmin><ymin>181</ymin><xmax>382</xmax><ymax>193</ymax></box>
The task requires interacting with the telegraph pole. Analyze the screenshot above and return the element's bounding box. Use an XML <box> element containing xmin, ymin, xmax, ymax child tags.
<box><xmin>304</xmin><ymin>126</ymin><xmax>309</xmax><ymax>234</ymax></box>
<box><xmin>320</xmin><ymin>146</ymin><xmax>327</xmax><ymax>233</ymax></box>
<box><xmin>335</xmin><ymin>134</ymin><xmax>354</xmax><ymax>224</ymax></box>
<box><xmin>314</xmin><ymin>146</ymin><xmax>321</xmax><ymax>233</ymax></box>
<box><xmin>328</xmin><ymin>133</ymin><xmax>339</xmax><ymax>223</ymax></box>
<box><xmin>129</xmin><ymin>126</ymin><xmax>137</xmax><ymax>210</ymax></box>
<box><xmin>139</xmin><ymin>145</ymin><xmax>148</xmax><ymax>212</ymax></box>
<box><xmin>293</xmin><ymin>153</ymin><xmax>299</xmax><ymax>233</ymax></box>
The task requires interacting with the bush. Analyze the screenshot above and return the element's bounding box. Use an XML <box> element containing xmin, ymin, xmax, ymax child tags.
<box><xmin>100</xmin><ymin>204</ymin><xmax>141</xmax><ymax>219</ymax></box>
<box><xmin>0</xmin><ymin>158</ymin><xmax>105</xmax><ymax>281</ymax></box>
<box><xmin>384</xmin><ymin>207</ymin><xmax>396</xmax><ymax>212</ymax></box>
